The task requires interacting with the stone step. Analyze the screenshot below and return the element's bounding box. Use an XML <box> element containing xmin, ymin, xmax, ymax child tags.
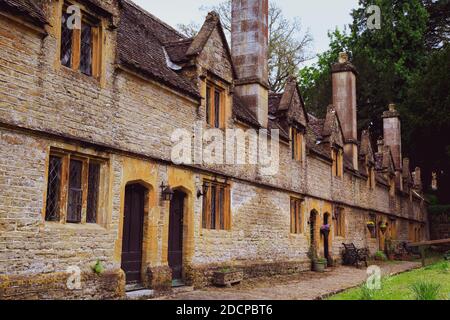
<box><xmin>172</xmin><ymin>286</ymin><xmax>194</xmax><ymax>294</ymax></box>
<box><xmin>126</xmin><ymin>289</ymin><xmax>155</xmax><ymax>300</ymax></box>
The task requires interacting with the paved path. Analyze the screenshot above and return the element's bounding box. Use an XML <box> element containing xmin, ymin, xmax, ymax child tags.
<box><xmin>156</xmin><ymin>261</ymin><xmax>421</xmax><ymax>300</ymax></box>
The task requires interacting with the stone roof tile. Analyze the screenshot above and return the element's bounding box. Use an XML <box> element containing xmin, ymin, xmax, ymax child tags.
<box><xmin>117</xmin><ymin>0</ymin><xmax>200</xmax><ymax>99</ymax></box>
<box><xmin>0</xmin><ymin>0</ymin><xmax>47</xmax><ymax>26</ymax></box>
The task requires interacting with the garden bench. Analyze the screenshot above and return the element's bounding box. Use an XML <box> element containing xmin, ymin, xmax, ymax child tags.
<box><xmin>341</xmin><ymin>243</ymin><xmax>369</xmax><ymax>268</ymax></box>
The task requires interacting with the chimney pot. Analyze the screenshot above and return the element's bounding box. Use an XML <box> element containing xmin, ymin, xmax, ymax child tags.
<box><xmin>338</xmin><ymin>52</ymin><xmax>349</xmax><ymax>63</ymax></box>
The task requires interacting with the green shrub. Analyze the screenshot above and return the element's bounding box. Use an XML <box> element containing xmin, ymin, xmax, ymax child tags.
<box><xmin>359</xmin><ymin>284</ymin><xmax>376</xmax><ymax>300</ymax></box>
<box><xmin>410</xmin><ymin>281</ymin><xmax>442</xmax><ymax>300</ymax></box>
<box><xmin>374</xmin><ymin>251</ymin><xmax>388</xmax><ymax>261</ymax></box>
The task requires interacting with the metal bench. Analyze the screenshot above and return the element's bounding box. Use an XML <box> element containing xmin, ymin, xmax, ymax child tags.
<box><xmin>342</xmin><ymin>243</ymin><xmax>369</xmax><ymax>268</ymax></box>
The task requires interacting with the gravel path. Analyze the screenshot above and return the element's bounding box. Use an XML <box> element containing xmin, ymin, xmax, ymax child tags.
<box><xmin>156</xmin><ymin>261</ymin><xmax>421</xmax><ymax>300</ymax></box>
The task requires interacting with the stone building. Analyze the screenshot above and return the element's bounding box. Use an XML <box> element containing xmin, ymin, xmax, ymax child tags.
<box><xmin>0</xmin><ymin>0</ymin><xmax>428</xmax><ymax>299</ymax></box>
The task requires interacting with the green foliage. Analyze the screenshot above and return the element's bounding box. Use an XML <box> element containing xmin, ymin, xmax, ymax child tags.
<box><xmin>410</xmin><ymin>281</ymin><xmax>442</xmax><ymax>300</ymax></box>
<box><xmin>92</xmin><ymin>260</ymin><xmax>105</xmax><ymax>275</ymax></box>
<box><xmin>299</xmin><ymin>1</ymin><xmax>450</xmax><ymax>195</ymax></box>
<box><xmin>359</xmin><ymin>284</ymin><xmax>376</xmax><ymax>300</ymax></box>
<box><xmin>428</xmin><ymin>205</ymin><xmax>450</xmax><ymax>215</ymax></box>
<box><xmin>375</xmin><ymin>251</ymin><xmax>388</xmax><ymax>261</ymax></box>
<box><xmin>299</xmin><ymin>29</ymin><xmax>351</xmax><ymax>117</ymax></box>
<box><xmin>330</xmin><ymin>260</ymin><xmax>450</xmax><ymax>300</ymax></box>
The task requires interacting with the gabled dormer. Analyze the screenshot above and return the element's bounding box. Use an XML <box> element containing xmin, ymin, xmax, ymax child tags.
<box><xmin>322</xmin><ymin>105</ymin><xmax>344</xmax><ymax>177</ymax></box>
<box><xmin>360</xmin><ymin>130</ymin><xmax>376</xmax><ymax>188</ymax></box>
<box><xmin>269</xmin><ymin>77</ymin><xmax>309</xmax><ymax>162</ymax></box>
<box><xmin>165</xmin><ymin>11</ymin><xmax>236</xmax><ymax>129</ymax></box>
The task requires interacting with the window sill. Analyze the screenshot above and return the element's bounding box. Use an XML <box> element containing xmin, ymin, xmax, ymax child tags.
<box><xmin>43</xmin><ymin>221</ymin><xmax>107</xmax><ymax>232</ymax></box>
<box><xmin>201</xmin><ymin>228</ymin><xmax>231</xmax><ymax>235</ymax></box>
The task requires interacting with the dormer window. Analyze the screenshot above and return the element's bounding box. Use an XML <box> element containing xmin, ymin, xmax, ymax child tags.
<box><xmin>291</xmin><ymin>127</ymin><xmax>304</xmax><ymax>162</ymax></box>
<box><xmin>332</xmin><ymin>148</ymin><xmax>343</xmax><ymax>177</ymax></box>
<box><xmin>206</xmin><ymin>84</ymin><xmax>224</xmax><ymax>128</ymax></box>
<box><xmin>60</xmin><ymin>2</ymin><xmax>102</xmax><ymax>78</ymax></box>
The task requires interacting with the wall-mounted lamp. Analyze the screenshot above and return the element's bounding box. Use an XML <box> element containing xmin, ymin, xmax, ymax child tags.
<box><xmin>197</xmin><ymin>183</ymin><xmax>209</xmax><ymax>199</ymax></box>
<box><xmin>160</xmin><ymin>182</ymin><xmax>174</xmax><ymax>201</ymax></box>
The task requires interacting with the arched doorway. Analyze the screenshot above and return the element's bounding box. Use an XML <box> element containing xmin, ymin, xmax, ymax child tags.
<box><xmin>168</xmin><ymin>190</ymin><xmax>186</xmax><ymax>285</ymax></box>
<box><xmin>121</xmin><ymin>183</ymin><xmax>147</xmax><ymax>284</ymax></box>
<box><xmin>323</xmin><ymin>213</ymin><xmax>331</xmax><ymax>265</ymax></box>
<box><xmin>309</xmin><ymin>210</ymin><xmax>318</xmax><ymax>259</ymax></box>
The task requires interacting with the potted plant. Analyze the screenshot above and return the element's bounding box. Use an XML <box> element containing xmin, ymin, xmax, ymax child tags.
<box><xmin>374</xmin><ymin>250</ymin><xmax>387</xmax><ymax>261</ymax></box>
<box><xmin>367</xmin><ymin>221</ymin><xmax>376</xmax><ymax>232</ymax></box>
<box><xmin>312</xmin><ymin>258</ymin><xmax>327</xmax><ymax>273</ymax></box>
<box><xmin>213</xmin><ymin>267</ymin><xmax>244</xmax><ymax>287</ymax></box>
<box><xmin>320</xmin><ymin>224</ymin><xmax>331</xmax><ymax>237</ymax></box>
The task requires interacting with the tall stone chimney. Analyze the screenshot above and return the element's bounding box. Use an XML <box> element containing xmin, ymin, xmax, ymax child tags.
<box><xmin>231</xmin><ymin>0</ymin><xmax>269</xmax><ymax>128</ymax></box>
<box><xmin>413</xmin><ymin>167</ymin><xmax>422</xmax><ymax>191</ymax></box>
<box><xmin>332</xmin><ymin>53</ymin><xmax>358</xmax><ymax>170</ymax></box>
<box><xmin>383</xmin><ymin>104</ymin><xmax>402</xmax><ymax>172</ymax></box>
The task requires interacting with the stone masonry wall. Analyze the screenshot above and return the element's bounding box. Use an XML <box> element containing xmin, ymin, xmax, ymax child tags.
<box><xmin>0</xmin><ymin>2</ymin><xmax>428</xmax><ymax>298</ymax></box>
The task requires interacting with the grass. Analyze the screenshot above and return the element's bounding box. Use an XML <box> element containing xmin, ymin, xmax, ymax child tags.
<box><xmin>329</xmin><ymin>261</ymin><xmax>450</xmax><ymax>300</ymax></box>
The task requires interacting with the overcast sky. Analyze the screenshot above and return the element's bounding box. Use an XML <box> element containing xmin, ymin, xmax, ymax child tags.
<box><xmin>132</xmin><ymin>0</ymin><xmax>358</xmax><ymax>66</ymax></box>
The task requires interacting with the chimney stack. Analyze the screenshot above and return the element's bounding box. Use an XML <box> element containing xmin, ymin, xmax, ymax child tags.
<box><xmin>413</xmin><ymin>167</ymin><xmax>422</xmax><ymax>191</ymax></box>
<box><xmin>383</xmin><ymin>104</ymin><xmax>402</xmax><ymax>172</ymax></box>
<box><xmin>332</xmin><ymin>53</ymin><xmax>358</xmax><ymax>170</ymax></box>
<box><xmin>231</xmin><ymin>0</ymin><xmax>269</xmax><ymax>127</ymax></box>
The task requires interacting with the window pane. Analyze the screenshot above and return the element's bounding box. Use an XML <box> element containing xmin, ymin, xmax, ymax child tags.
<box><xmin>86</xmin><ymin>162</ymin><xmax>100</xmax><ymax>223</ymax></box>
<box><xmin>67</xmin><ymin>160</ymin><xmax>83</xmax><ymax>223</ymax></box>
<box><xmin>80</xmin><ymin>22</ymin><xmax>92</xmax><ymax>76</ymax></box>
<box><xmin>210</xmin><ymin>185</ymin><xmax>216</xmax><ymax>229</ymax></box>
<box><xmin>206</xmin><ymin>87</ymin><xmax>211</xmax><ymax>125</ymax></box>
<box><xmin>45</xmin><ymin>156</ymin><xmax>62</xmax><ymax>222</ymax></box>
<box><xmin>60</xmin><ymin>12</ymin><xmax>73</xmax><ymax>68</ymax></box>
<box><xmin>219</xmin><ymin>187</ymin><xmax>225</xmax><ymax>230</ymax></box>
<box><xmin>214</xmin><ymin>90</ymin><xmax>220</xmax><ymax>128</ymax></box>
<box><xmin>291</xmin><ymin>129</ymin><xmax>296</xmax><ymax>160</ymax></box>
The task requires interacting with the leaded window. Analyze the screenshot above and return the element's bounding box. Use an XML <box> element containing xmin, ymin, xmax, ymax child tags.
<box><xmin>202</xmin><ymin>180</ymin><xmax>230</xmax><ymax>230</ymax></box>
<box><xmin>45</xmin><ymin>156</ymin><xmax>63</xmax><ymax>221</ymax></box>
<box><xmin>60</xmin><ymin>2</ymin><xmax>101</xmax><ymax>78</ymax></box>
<box><xmin>44</xmin><ymin>150</ymin><xmax>105</xmax><ymax>225</ymax></box>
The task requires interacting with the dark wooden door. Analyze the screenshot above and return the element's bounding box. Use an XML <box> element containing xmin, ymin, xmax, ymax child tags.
<box><xmin>168</xmin><ymin>191</ymin><xmax>185</xmax><ymax>281</ymax></box>
<box><xmin>121</xmin><ymin>184</ymin><xmax>146</xmax><ymax>284</ymax></box>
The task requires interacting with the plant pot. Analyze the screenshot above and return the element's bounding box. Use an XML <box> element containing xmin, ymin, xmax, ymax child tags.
<box><xmin>213</xmin><ymin>270</ymin><xmax>244</xmax><ymax>287</ymax></box>
<box><xmin>380</xmin><ymin>226</ymin><xmax>387</xmax><ymax>234</ymax></box>
<box><xmin>312</xmin><ymin>261</ymin><xmax>327</xmax><ymax>273</ymax></box>
<box><xmin>367</xmin><ymin>225</ymin><xmax>375</xmax><ymax>232</ymax></box>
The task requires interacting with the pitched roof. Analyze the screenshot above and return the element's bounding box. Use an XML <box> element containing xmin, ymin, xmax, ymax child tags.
<box><xmin>268</xmin><ymin>93</ymin><xmax>282</xmax><ymax>115</ymax></box>
<box><xmin>164</xmin><ymin>38</ymin><xmax>193</xmax><ymax>64</ymax></box>
<box><xmin>233</xmin><ymin>95</ymin><xmax>260</xmax><ymax>128</ymax></box>
<box><xmin>306</xmin><ymin>115</ymin><xmax>332</xmax><ymax>160</ymax></box>
<box><xmin>117</xmin><ymin>0</ymin><xmax>200</xmax><ymax>99</ymax></box>
<box><xmin>0</xmin><ymin>0</ymin><xmax>47</xmax><ymax>26</ymax></box>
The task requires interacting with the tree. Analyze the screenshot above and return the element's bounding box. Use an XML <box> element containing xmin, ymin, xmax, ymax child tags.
<box><xmin>300</xmin><ymin>0</ymin><xmax>428</xmax><ymax>134</ymax></box>
<box><xmin>423</xmin><ymin>0</ymin><xmax>450</xmax><ymax>50</ymax></box>
<box><xmin>402</xmin><ymin>44</ymin><xmax>450</xmax><ymax>201</ymax></box>
<box><xmin>299</xmin><ymin>29</ymin><xmax>352</xmax><ymax>117</ymax></box>
<box><xmin>177</xmin><ymin>0</ymin><xmax>313</xmax><ymax>92</ymax></box>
